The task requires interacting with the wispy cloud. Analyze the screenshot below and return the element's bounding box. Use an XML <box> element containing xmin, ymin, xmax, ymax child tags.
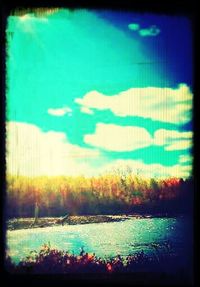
<box><xmin>179</xmin><ymin>154</ymin><xmax>193</xmax><ymax>164</ymax></box>
<box><xmin>75</xmin><ymin>84</ymin><xmax>193</xmax><ymax>124</ymax></box>
<box><xmin>80</xmin><ymin>106</ymin><xmax>94</xmax><ymax>115</ymax></box>
<box><xmin>102</xmin><ymin>159</ymin><xmax>192</xmax><ymax>179</ymax></box>
<box><xmin>128</xmin><ymin>23</ymin><xmax>160</xmax><ymax>37</ymax></box>
<box><xmin>128</xmin><ymin>23</ymin><xmax>140</xmax><ymax>31</ymax></box>
<box><xmin>47</xmin><ymin>106</ymin><xmax>72</xmax><ymax>116</ymax></box>
<box><xmin>154</xmin><ymin>129</ymin><xmax>193</xmax><ymax>151</ymax></box>
<box><xmin>139</xmin><ymin>25</ymin><xmax>160</xmax><ymax>37</ymax></box>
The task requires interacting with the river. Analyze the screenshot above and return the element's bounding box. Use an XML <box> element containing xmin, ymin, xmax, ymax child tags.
<box><xmin>6</xmin><ymin>215</ymin><xmax>192</xmax><ymax>266</ymax></box>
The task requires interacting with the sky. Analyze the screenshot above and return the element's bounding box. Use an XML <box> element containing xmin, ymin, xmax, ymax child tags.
<box><xmin>6</xmin><ymin>8</ymin><xmax>193</xmax><ymax>178</ymax></box>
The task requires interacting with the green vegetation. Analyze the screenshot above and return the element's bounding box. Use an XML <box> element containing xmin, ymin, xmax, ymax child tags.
<box><xmin>6</xmin><ymin>173</ymin><xmax>193</xmax><ymax>218</ymax></box>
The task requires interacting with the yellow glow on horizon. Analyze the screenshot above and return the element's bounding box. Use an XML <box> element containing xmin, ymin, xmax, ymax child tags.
<box><xmin>19</xmin><ymin>14</ymin><xmax>31</xmax><ymax>21</ymax></box>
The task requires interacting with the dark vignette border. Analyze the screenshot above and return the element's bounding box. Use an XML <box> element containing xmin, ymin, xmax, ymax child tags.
<box><xmin>0</xmin><ymin>0</ymin><xmax>198</xmax><ymax>286</ymax></box>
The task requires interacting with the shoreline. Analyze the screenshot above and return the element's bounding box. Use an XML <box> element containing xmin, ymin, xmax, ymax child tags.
<box><xmin>7</xmin><ymin>215</ymin><xmax>131</xmax><ymax>231</ymax></box>
<box><xmin>6</xmin><ymin>213</ymin><xmax>182</xmax><ymax>231</ymax></box>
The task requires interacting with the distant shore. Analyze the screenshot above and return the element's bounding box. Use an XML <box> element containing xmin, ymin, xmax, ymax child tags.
<box><xmin>7</xmin><ymin>215</ymin><xmax>128</xmax><ymax>230</ymax></box>
<box><xmin>6</xmin><ymin>213</ymin><xmax>177</xmax><ymax>231</ymax></box>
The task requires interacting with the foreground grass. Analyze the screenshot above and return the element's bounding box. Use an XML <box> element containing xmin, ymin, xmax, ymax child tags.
<box><xmin>5</xmin><ymin>245</ymin><xmax>194</xmax><ymax>286</ymax></box>
<box><xmin>5</xmin><ymin>244</ymin><xmax>190</xmax><ymax>275</ymax></box>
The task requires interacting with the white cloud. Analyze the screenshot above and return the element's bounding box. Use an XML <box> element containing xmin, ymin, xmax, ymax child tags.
<box><xmin>80</xmin><ymin>106</ymin><xmax>94</xmax><ymax>115</ymax></box>
<box><xmin>6</xmin><ymin>122</ymin><xmax>192</xmax><ymax>179</ymax></box>
<box><xmin>75</xmin><ymin>84</ymin><xmax>193</xmax><ymax>124</ymax></box>
<box><xmin>84</xmin><ymin>123</ymin><xmax>193</xmax><ymax>152</ymax></box>
<box><xmin>102</xmin><ymin>159</ymin><xmax>192</xmax><ymax>179</ymax></box>
<box><xmin>47</xmin><ymin>106</ymin><xmax>72</xmax><ymax>116</ymax></box>
<box><xmin>139</xmin><ymin>25</ymin><xmax>160</xmax><ymax>37</ymax></box>
<box><xmin>75</xmin><ymin>91</ymin><xmax>109</xmax><ymax>111</ymax></box>
<box><xmin>165</xmin><ymin>140</ymin><xmax>192</xmax><ymax>151</ymax></box>
<box><xmin>84</xmin><ymin>123</ymin><xmax>153</xmax><ymax>151</ymax></box>
<box><xmin>6</xmin><ymin>121</ymin><xmax>99</xmax><ymax>177</ymax></box>
<box><xmin>179</xmin><ymin>154</ymin><xmax>193</xmax><ymax>164</ymax></box>
<box><xmin>154</xmin><ymin>129</ymin><xmax>193</xmax><ymax>151</ymax></box>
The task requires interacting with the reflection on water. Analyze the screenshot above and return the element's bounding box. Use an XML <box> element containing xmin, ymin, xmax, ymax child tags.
<box><xmin>6</xmin><ymin>216</ymin><xmax>191</xmax><ymax>264</ymax></box>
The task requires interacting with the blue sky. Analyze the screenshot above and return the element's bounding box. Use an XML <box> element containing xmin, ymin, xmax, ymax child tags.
<box><xmin>6</xmin><ymin>8</ymin><xmax>193</xmax><ymax>178</ymax></box>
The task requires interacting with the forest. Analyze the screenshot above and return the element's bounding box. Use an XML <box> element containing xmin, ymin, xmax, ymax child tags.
<box><xmin>6</xmin><ymin>172</ymin><xmax>193</xmax><ymax>218</ymax></box>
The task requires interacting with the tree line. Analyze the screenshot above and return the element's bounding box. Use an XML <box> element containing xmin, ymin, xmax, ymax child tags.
<box><xmin>6</xmin><ymin>173</ymin><xmax>193</xmax><ymax>218</ymax></box>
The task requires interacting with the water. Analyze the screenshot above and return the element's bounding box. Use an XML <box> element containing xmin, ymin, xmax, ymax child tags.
<box><xmin>6</xmin><ymin>216</ymin><xmax>192</xmax><ymax>264</ymax></box>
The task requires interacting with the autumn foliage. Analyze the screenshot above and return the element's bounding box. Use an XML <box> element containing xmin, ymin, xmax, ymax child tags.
<box><xmin>6</xmin><ymin>173</ymin><xmax>193</xmax><ymax>218</ymax></box>
<box><xmin>5</xmin><ymin>243</ymin><xmax>191</xmax><ymax>276</ymax></box>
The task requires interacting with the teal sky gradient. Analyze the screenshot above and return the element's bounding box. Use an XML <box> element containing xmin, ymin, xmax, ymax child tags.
<box><xmin>6</xmin><ymin>9</ymin><xmax>193</xmax><ymax>178</ymax></box>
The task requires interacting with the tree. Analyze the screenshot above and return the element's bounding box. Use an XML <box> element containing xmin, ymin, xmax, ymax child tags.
<box><xmin>33</xmin><ymin>201</ymin><xmax>39</xmax><ymax>224</ymax></box>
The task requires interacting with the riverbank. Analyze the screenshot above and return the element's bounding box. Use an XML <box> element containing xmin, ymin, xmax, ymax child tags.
<box><xmin>6</xmin><ymin>213</ymin><xmax>182</xmax><ymax>231</ymax></box>
<box><xmin>6</xmin><ymin>215</ymin><xmax>130</xmax><ymax>230</ymax></box>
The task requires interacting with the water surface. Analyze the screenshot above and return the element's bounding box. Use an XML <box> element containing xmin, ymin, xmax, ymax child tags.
<box><xmin>7</xmin><ymin>216</ymin><xmax>192</xmax><ymax>265</ymax></box>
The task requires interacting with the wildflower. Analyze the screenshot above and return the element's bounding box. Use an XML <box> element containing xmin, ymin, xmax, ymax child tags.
<box><xmin>106</xmin><ymin>263</ymin><xmax>112</xmax><ymax>272</ymax></box>
<box><xmin>66</xmin><ymin>259</ymin><xmax>70</xmax><ymax>265</ymax></box>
